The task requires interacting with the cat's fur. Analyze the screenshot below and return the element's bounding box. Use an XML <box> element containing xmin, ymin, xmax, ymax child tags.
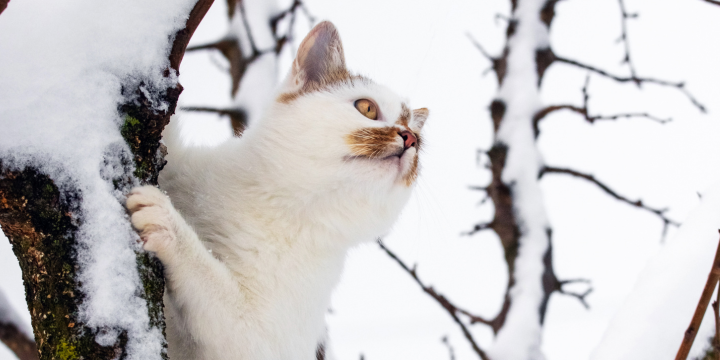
<box><xmin>126</xmin><ymin>21</ymin><xmax>428</xmax><ymax>360</ymax></box>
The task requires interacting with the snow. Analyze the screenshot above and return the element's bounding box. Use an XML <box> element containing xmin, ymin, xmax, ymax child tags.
<box><xmin>0</xmin><ymin>0</ymin><xmax>196</xmax><ymax>358</ymax></box>
<box><xmin>486</xmin><ymin>0</ymin><xmax>551</xmax><ymax>359</ymax></box>
<box><xmin>0</xmin><ymin>288</ymin><xmax>33</xmax><ymax>340</ymax></box>
<box><xmin>590</xmin><ymin>182</ymin><xmax>720</xmax><ymax>360</ymax></box>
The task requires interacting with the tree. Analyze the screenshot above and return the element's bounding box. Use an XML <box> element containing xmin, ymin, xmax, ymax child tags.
<box><xmin>380</xmin><ymin>0</ymin><xmax>705</xmax><ymax>358</ymax></box>
<box><xmin>0</xmin><ymin>0</ymin><xmax>212</xmax><ymax>358</ymax></box>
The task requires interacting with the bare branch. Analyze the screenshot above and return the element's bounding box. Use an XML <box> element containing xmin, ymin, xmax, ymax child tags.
<box><xmin>441</xmin><ymin>336</ymin><xmax>456</xmax><ymax>360</ymax></box>
<box><xmin>236</xmin><ymin>0</ymin><xmax>260</xmax><ymax>56</ymax></box>
<box><xmin>540</xmin><ymin>166</ymin><xmax>680</xmax><ymax>231</ymax></box>
<box><xmin>616</xmin><ymin>0</ymin><xmax>638</xmax><ymax>80</ymax></box>
<box><xmin>0</xmin><ymin>322</ymin><xmax>38</xmax><ymax>360</ymax></box>
<box><xmin>377</xmin><ymin>240</ymin><xmax>491</xmax><ymax>360</ymax></box>
<box><xmin>0</xmin><ymin>0</ymin><xmax>8</xmax><ymax>16</ymax></box>
<box><xmin>181</xmin><ymin>106</ymin><xmax>247</xmax><ymax>136</ymax></box>
<box><xmin>702</xmin><ymin>0</ymin><xmax>720</xmax><ymax>5</ymax></box>
<box><xmin>553</xmin><ymin>55</ymin><xmax>706</xmax><ymax>113</ymax></box>
<box><xmin>676</xmin><ymin>233</ymin><xmax>720</xmax><ymax>360</ymax></box>
<box><xmin>534</xmin><ymin>75</ymin><xmax>671</xmax><ymax>130</ymax></box>
<box><xmin>462</xmin><ymin>221</ymin><xmax>494</xmax><ymax>236</ymax></box>
<box><xmin>465</xmin><ymin>32</ymin><xmax>495</xmax><ymax>62</ymax></box>
<box><xmin>557</xmin><ymin>278</ymin><xmax>593</xmax><ymax>309</ymax></box>
<box><xmin>168</xmin><ymin>0</ymin><xmax>215</xmax><ymax>72</ymax></box>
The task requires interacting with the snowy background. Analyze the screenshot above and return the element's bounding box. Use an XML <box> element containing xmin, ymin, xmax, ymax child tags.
<box><xmin>2</xmin><ymin>0</ymin><xmax>720</xmax><ymax>359</ymax></box>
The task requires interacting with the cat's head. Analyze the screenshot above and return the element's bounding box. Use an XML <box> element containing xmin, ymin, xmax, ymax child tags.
<box><xmin>258</xmin><ymin>21</ymin><xmax>428</xmax><ymax>195</ymax></box>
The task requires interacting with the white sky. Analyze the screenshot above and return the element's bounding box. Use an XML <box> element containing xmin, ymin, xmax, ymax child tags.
<box><xmin>2</xmin><ymin>0</ymin><xmax>720</xmax><ymax>359</ymax></box>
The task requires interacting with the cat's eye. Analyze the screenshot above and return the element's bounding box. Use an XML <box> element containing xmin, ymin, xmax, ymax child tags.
<box><xmin>354</xmin><ymin>99</ymin><xmax>378</xmax><ymax>120</ymax></box>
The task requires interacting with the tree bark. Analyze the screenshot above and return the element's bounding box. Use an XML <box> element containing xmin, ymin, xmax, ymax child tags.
<box><xmin>0</xmin><ymin>1</ymin><xmax>212</xmax><ymax>359</ymax></box>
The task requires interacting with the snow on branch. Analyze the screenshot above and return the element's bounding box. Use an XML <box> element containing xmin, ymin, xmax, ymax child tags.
<box><xmin>539</xmin><ymin>165</ymin><xmax>680</xmax><ymax>237</ymax></box>
<box><xmin>377</xmin><ymin>239</ymin><xmax>491</xmax><ymax>360</ymax></box>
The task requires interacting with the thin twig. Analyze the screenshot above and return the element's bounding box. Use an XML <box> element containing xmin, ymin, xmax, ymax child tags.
<box><xmin>616</xmin><ymin>0</ymin><xmax>638</xmax><ymax>81</ymax></box>
<box><xmin>378</xmin><ymin>239</ymin><xmax>491</xmax><ymax>360</ymax></box>
<box><xmin>557</xmin><ymin>279</ymin><xmax>593</xmax><ymax>309</ymax></box>
<box><xmin>675</xmin><ymin>233</ymin><xmax>720</xmax><ymax>360</ymax></box>
<box><xmin>465</xmin><ymin>32</ymin><xmax>495</xmax><ymax>62</ymax></box>
<box><xmin>236</xmin><ymin>0</ymin><xmax>260</xmax><ymax>56</ymax></box>
<box><xmin>441</xmin><ymin>336</ymin><xmax>456</xmax><ymax>360</ymax></box>
<box><xmin>540</xmin><ymin>166</ymin><xmax>680</xmax><ymax>233</ymax></box>
<box><xmin>702</xmin><ymin>0</ymin><xmax>720</xmax><ymax>5</ymax></box>
<box><xmin>462</xmin><ymin>221</ymin><xmax>494</xmax><ymax>236</ymax></box>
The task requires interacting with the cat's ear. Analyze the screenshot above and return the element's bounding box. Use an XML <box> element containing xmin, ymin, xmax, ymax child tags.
<box><xmin>284</xmin><ymin>21</ymin><xmax>349</xmax><ymax>92</ymax></box>
<box><xmin>412</xmin><ymin>108</ymin><xmax>429</xmax><ymax>129</ymax></box>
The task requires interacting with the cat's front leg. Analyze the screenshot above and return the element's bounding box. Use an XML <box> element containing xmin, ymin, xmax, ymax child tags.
<box><xmin>125</xmin><ymin>185</ymin><xmax>179</xmax><ymax>258</ymax></box>
<box><xmin>126</xmin><ymin>186</ymin><xmax>247</xmax><ymax>359</ymax></box>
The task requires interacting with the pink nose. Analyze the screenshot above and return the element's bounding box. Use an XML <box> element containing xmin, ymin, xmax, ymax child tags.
<box><xmin>399</xmin><ymin>130</ymin><xmax>417</xmax><ymax>150</ymax></box>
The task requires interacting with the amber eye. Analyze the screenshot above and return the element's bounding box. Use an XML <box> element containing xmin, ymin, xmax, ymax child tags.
<box><xmin>354</xmin><ymin>99</ymin><xmax>378</xmax><ymax>120</ymax></box>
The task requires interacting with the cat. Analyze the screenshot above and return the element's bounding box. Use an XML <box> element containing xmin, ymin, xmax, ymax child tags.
<box><xmin>125</xmin><ymin>21</ymin><xmax>428</xmax><ymax>360</ymax></box>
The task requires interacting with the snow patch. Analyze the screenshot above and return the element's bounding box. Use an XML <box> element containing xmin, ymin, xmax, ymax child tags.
<box><xmin>591</xmin><ymin>182</ymin><xmax>720</xmax><ymax>360</ymax></box>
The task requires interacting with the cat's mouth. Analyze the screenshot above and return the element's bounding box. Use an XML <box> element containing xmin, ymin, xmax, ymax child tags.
<box><xmin>345</xmin><ymin>146</ymin><xmax>405</xmax><ymax>162</ymax></box>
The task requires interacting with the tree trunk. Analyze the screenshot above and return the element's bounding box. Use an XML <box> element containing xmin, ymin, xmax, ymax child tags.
<box><xmin>0</xmin><ymin>1</ymin><xmax>212</xmax><ymax>358</ymax></box>
<box><xmin>483</xmin><ymin>0</ymin><xmax>560</xmax><ymax>358</ymax></box>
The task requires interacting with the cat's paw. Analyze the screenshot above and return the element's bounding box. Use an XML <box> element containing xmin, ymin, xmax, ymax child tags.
<box><xmin>126</xmin><ymin>186</ymin><xmax>177</xmax><ymax>255</ymax></box>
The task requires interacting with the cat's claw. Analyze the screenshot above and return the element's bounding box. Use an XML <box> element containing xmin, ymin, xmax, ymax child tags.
<box><xmin>126</xmin><ymin>185</ymin><xmax>177</xmax><ymax>255</ymax></box>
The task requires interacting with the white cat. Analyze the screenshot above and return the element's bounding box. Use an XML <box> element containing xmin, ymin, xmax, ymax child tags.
<box><xmin>126</xmin><ymin>21</ymin><xmax>428</xmax><ymax>360</ymax></box>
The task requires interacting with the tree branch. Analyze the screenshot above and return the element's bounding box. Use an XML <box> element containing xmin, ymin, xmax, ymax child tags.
<box><xmin>702</xmin><ymin>0</ymin><xmax>720</xmax><ymax>5</ymax></box>
<box><xmin>553</xmin><ymin>55</ymin><xmax>706</xmax><ymax>113</ymax></box>
<box><xmin>533</xmin><ymin>75</ymin><xmax>671</xmax><ymax>127</ymax></box>
<box><xmin>616</xmin><ymin>0</ymin><xmax>638</xmax><ymax>81</ymax></box>
<box><xmin>0</xmin><ymin>289</ymin><xmax>38</xmax><ymax>360</ymax></box>
<box><xmin>377</xmin><ymin>240</ymin><xmax>491</xmax><ymax>360</ymax></box>
<box><xmin>675</xmin><ymin>233</ymin><xmax>720</xmax><ymax>360</ymax></box>
<box><xmin>462</xmin><ymin>221</ymin><xmax>494</xmax><ymax>236</ymax></box>
<box><xmin>0</xmin><ymin>323</ymin><xmax>38</xmax><ymax>360</ymax></box>
<box><xmin>441</xmin><ymin>336</ymin><xmax>456</xmax><ymax>360</ymax></box>
<box><xmin>556</xmin><ymin>278</ymin><xmax>593</xmax><ymax>309</ymax></box>
<box><xmin>0</xmin><ymin>0</ymin><xmax>8</xmax><ymax>16</ymax></box>
<box><xmin>168</xmin><ymin>0</ymin><xmax>215</xmax><ymax>72</ymax></box>
<box><xmin>539</xmin><ymin>166</ymin><xmax>680</xmax><ymax>234</ymax></box>
<box><xmin>181</xmin><ymin>106</ymin><xmax>248</xmax><ymax>136</ymax></box>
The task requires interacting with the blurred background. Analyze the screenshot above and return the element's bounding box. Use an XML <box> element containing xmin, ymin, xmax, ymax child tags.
<box><xmin>2</xmin><ymin>0</ymin><xmax>719</xmax><ymax>359</ymax></box>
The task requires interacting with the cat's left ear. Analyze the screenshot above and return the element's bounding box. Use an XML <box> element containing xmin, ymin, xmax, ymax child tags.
<box><xmin>412</xmin><ymin>108</ymin><xmax>429</xmax><ymax>130</ymax></box>
<box><xmin>283</xmin><ymin>21</ymin><xmax>349</xmax><ymax>93</ymax></box>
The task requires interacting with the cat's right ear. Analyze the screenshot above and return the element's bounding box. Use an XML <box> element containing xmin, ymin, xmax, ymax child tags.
<box><xmin>282</xmin><ymin>21</ymin><xmax>349</xmax><ymax>94</ymax></box>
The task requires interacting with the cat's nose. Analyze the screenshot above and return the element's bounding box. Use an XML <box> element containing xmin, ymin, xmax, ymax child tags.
<box><xmin>399</xmin><ymin>130</ymin><xmax>417</xmax><ymax>150</ymax></box>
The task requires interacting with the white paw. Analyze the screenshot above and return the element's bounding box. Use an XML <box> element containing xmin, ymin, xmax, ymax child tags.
<box><xmin>126</xmin><ymin>185</ymin><xmax>177</xmax><ymax>255</ymax></box>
